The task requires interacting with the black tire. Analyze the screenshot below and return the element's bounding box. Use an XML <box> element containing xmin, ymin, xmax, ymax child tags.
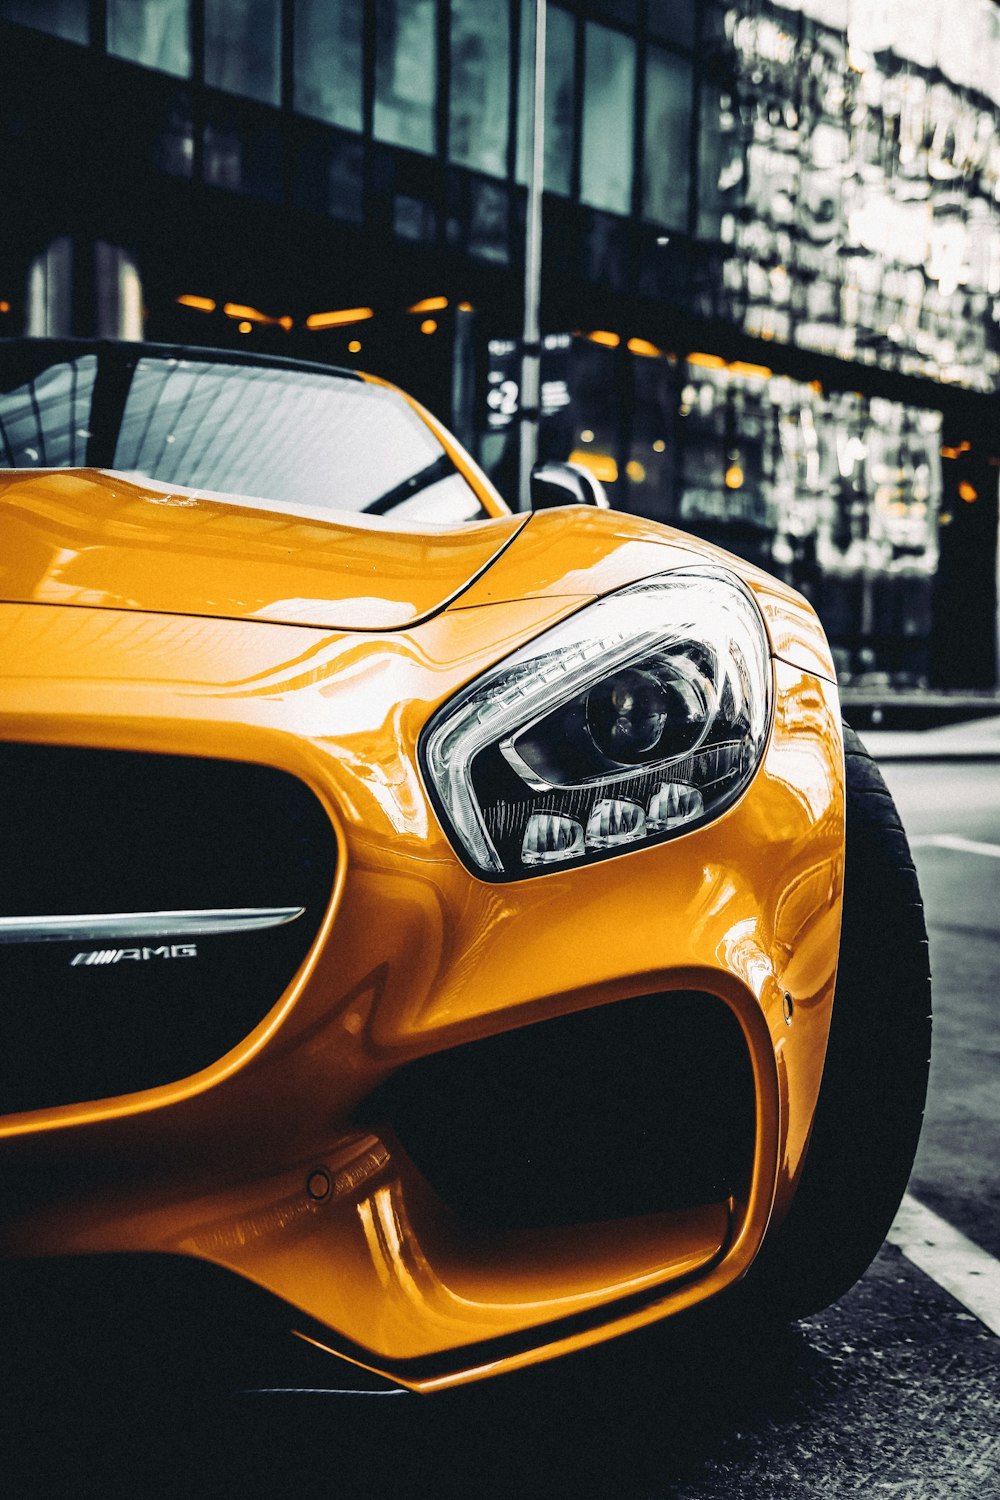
<box><xmin>741</xmin><ymin>723</ymin><xmax>932</xmax><ymax>1318</ymax></box>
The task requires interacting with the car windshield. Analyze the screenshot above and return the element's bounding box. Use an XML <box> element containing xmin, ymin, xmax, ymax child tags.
<box><xmin>0</xmin><ymin>343</ymin><xmax>489</xmax><ymax>523</ymax></box>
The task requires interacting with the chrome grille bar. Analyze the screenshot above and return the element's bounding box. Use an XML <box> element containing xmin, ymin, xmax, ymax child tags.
<box><xmin>0</xmin><ymin>907</ymin><xmax>305</xmax><ymax>944</ymax></box>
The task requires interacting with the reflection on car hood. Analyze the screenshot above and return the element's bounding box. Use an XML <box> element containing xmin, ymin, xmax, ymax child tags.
<box><xmin>0</xmin><ymin>469</ymin><xmax>527</xmax><ymax>630</ymax></box>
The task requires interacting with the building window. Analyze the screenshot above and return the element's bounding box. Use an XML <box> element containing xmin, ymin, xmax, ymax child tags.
<box><xmin>647</xmin><ymin>0</ymin><xmax>695</xmax><ymax>51</ymax></box>
<box><xmin>643</xmin><ymin>46</ymin><xmax>691</xmax><ymax>230</ymax></box>
<box><xmin>108</xmin><ymin>0</ymin><xmax>191</xmax><ymax>77</ymax></box>
<box><xmin>516</xmin><ymin>1</ymin><xmax>575</xmax><ymax>197</ymax></box>
<box><xmin>374</xmin><ymin>0</ymin><xmax>437</xmax><ymax>157</ymax></box>
<box><xmin>204</xmin><ymin>0</ymin><xmax>281</xmax><ymax>106</ymax></box>
<box><xmin>449</xmin><ymin>0</ymin><xmax>510</xmax><ymax>178</ymax></box>
<box><xmin>294</xmin><ymin>0</ymin><xmax>363</xmax><ymax>133</ymax></box>
<box><xmin>580</xmin><ymin>21</ymin><xmax>636</xmax><ymax>216</ymax></box>
<box><xmin>0</xmin><ymin>0</ymin><xmax>87</xmax><ymax>43</ymax></box>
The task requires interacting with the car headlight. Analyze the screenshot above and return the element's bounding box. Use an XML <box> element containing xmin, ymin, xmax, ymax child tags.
<box><xmin>422</xmin><ymin>570</ymin><xmax>771</xmax><ymax>878</ymax></box>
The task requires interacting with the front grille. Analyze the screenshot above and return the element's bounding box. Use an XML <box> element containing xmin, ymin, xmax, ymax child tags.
<box><xmin>0</xmin><ymin>744</ymin><xmax>337</xmax><ymax>1114</ymax></box>
<box><xmin>358</xmin><ymin>991</ymin><xmax>756</xmax><ymax>1231</ymax></box>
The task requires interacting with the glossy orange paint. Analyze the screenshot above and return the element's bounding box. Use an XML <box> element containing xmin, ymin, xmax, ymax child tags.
<box><xmin>0</xmin><ymin>467</ymin><xmax>525</xmax><ymax>629</ymax></box>
<box><xmin>0</xmin><ymin>483</ymin><xmax>845</xmax><ymax>1391</ymax></box>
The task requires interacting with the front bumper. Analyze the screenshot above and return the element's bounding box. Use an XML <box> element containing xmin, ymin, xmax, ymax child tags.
<box><xmin>0</xmin><ymin>594</ymin><xmax>844</xmax><ymax>1390</ymax></box>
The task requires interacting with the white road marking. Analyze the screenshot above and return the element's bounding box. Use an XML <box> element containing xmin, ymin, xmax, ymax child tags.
<box><xmin>909</xmin><ymin>833</ymin><xmax>1000</xmax><ymax>859</ymax></box>
<box><xmin>888</xmin><ymin>1193</ymin><xmax>1000</xmax><ymax>1335</ymax></box>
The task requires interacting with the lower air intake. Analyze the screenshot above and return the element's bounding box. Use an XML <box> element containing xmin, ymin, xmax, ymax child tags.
<box><xmin>359</xmin><ymin>990</ymin><xmax>757</xmax><ymax>1230</ymax></box>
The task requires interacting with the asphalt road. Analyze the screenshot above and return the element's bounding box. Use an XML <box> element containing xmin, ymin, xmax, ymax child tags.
<box><xmin>881</xmin><ymin>761</ymin><xmax>1000</xmax><ymax>1263</ymax></box>
<box><xmin>8</xmin><ymin>760</ymin><xmax>1000</xmax><ymax>1498</ymax></box>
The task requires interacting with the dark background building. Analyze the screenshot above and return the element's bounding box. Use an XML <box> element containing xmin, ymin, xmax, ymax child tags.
<box><xmin>2</xmin><ymin>0</ymin><xmax>998</xmax><ymax>689</ymax></box>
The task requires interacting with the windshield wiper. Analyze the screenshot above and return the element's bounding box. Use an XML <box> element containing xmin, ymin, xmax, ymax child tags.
<box><xmin>363</xmin><ymin>453</ymin><xmax>454</xmax><ymax>516</ymax></box>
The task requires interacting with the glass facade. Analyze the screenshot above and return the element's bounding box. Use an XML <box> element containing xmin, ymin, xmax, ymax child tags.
<box><xmin>373</xmin><ymin>0</ymin><xmax>437</xmax><ymax>156</ymax></box>
<box><xmin>107</xmin><ymin>0</ymin><xmax>190</xmax><ymax>78</ymax></box>
<box><xmin>0</xmin><ymin>0</ymin><xmax>86</xmax><ymax>44</ymax></box>
<box><xmin>580</xmin><ymin>22</ymin><xmax>636</xmax><ymax>215</ymax></box>
<box><xmin>204</xmin><ymin>0</ymin><xmax>281</xmax><ymax>105</ymax></box>
<box><xmin>449</xmin><ymin>0</ymin><xmax>510</xmax><ymax>177</ymax></box>
<box><xmin>643</xmin><ymin>46</ymin><xmax>691</xmax><ymax>228</ymax></box>
<box><xmin>698</xmin><ymin>0</ymin><xmax>1000</xmax><ymax>393</ymax></box>
<box><xmin>294</xmin><ymin>0</ymin><xmax>364</xmax><ymax>132</ymax></box>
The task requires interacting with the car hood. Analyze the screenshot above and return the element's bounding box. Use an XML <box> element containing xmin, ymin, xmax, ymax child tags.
<box><xmin>0</xmin><ymin>468</ymin><xmax>528</xmax><ymax>630</ymax></box>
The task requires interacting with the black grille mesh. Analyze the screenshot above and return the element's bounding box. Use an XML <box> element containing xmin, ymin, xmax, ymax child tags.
<box><xmin>0</xmin><ymin>743</ymin><xmax>336</xmax><ymax>1114</ymax></box>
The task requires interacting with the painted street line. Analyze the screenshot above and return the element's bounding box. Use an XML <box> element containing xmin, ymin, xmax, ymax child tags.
<box><xmin>888</xmin><ymin>1193</ymin><xmax>1000</xmax><ymax>1336</ymax></box>
<box><xmin>909</xmin><ymin>833</ymin><xmax>1000</xmax><ymax>859</ymax></box>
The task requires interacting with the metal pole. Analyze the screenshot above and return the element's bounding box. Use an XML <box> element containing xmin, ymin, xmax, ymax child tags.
<box><xmin>518</xmin><ymin>0</ymin><xmax>546</xmax><ymax>510</ymax></box>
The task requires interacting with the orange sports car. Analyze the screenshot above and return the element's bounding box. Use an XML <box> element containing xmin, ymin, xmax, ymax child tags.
<box><xmin>0</xmin><ymin>340</ymin><xmax>930</xmax><ymax>1394</ymax></box>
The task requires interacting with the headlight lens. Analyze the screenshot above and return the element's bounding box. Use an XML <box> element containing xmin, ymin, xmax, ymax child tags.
<box><xmin>422</xmin><ymin>570</ymin><xmax>771</xmax><ymax>878</ymax></box>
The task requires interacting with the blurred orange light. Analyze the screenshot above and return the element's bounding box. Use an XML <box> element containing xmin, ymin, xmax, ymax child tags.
<box><xmin>224</xmin><ymin>302</ymin><xmax>269</xmax><ymax>322</ymax></box>
<box><xmin>652</xmin><ymin>440</ymin><xmax>666</xmax><ymax>453</ymax></box>
<box><xmin>626</xmin><ymin>460</ymin><xmax>647</xmax><ymax>483</ymax></box>
<box><xmin>0</xmin><ymin>300</ymin><xmax>10</xmax><ymax>314</ymax></box>
<box><xmin>237</xmin><ymin>321</ymin><xmax>253</xmax><ymax>334</ymax></box>
<box><xmin>959</xmin><ymin>481</ymin><xmax>979</xmax><ymax>503</ymax></box>
<box><xmin>725</xmin><ymin>464</ymin><xmax>744</xmax><ymax>490</ymax></box>
<box><xmin>587</xmin><ymin>330</ymin><xmax>620</xmax><ymax>348</ymax></box>
<box><xmin>176</xmin><ymin>294</ymin><xmax>216</xmax><ymax>313</ymax></box>
<box><xmin>420</xmin><ymin>319</ymin><xmax>438</xmax><ymax>335</ymax></box>
<box><xmin>408</xmin><ymin>296</ymin><xmax>448</xmax><ymax>314</ymax></box>
<box><xmin>688</xmin><ymin>352</ymin><xmax>726</xmax><ymax>370</ymax></box>
<box><xmin>627</xmin><ymin>338</ymin><xmax>662</xmax><ymax>359</ymax></box>
<box><xmin>348</xmin><ymin>339</ymin><xmax>362</xmax><ymax>354</ymax></box>
<box><xmin>457</xmin><ymin>300</ymin><xmax>474</xmax><ymax>312</ymax></box>
<box><xmin>569</xmin><ymin>449</ymin><xmax>618</xmax><ymax>483</ymax></box>
<box><xmin>305</xmin><ymin>307</ymin><xmax>374</xmax><ymax>330</ymax></box>
<box><xmin>729</xmin><ymin>360</ymin><xmax>772</xmax><ymax>381</ymax></box>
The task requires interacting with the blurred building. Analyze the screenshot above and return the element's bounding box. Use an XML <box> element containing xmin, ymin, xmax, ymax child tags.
<box><xmin>1</xmin><ymin>0</ymin><xmax>999</xmax><ymax>687</ymax></box>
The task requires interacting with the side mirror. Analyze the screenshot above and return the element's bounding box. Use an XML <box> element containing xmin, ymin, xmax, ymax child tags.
<box><xmin>529</xmin><ymin>460</ymin><xmax>610</xmax><ymax>512</ymax></box>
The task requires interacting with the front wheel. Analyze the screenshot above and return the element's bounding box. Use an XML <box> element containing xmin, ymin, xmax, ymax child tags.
<box><xmin>742</xmin><ymin>723</ymin><xmax>932</xmax><ymax>1318</ymax></box>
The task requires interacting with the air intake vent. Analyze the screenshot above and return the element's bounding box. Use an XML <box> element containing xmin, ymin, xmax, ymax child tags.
<box><xmin>0</xmin><ymin>744</ymin><xmax>337</xmax><ymax>1115</ymax></box>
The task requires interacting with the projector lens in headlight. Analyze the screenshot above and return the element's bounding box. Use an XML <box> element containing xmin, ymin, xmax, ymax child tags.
<box><xmin>421</xmin><ymin>570</ymin><xmax>771</xmax><ymax>878</ymax></box>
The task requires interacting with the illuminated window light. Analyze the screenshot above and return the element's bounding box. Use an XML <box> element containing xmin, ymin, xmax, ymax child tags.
<box><xmin>587</xmin><ymin>330</ymin><xmax>620</xmax><ymax>348</ymax></box>
<box><xmin>408</xmin><ymin>296</ymin><xmax>449</xmax><ymax>313</ymax></box>
<box><xmin>627</xmin><ymin>337</ymin><xmax>663</xmax><ymax>359</ymax></box>
<box><xmin>305</xmin><ymin>307</ymin><xmax>374</xmax><ymax>330</ymax></box>
<box><xmin>569</xmin><ymin>448</ymin><xmax>618</xmax><ymax>483</ymax></box>
<box><xmin>725</xmin><ymin>463</ymin><xmax>744</xmax><ymax>490</ymax></box>
<box><xmin>652</xmin><ymin>439</ymin><xmax>666</xmax><ymax>453</ymax></box>
<box><xmin>420</xmin><ymin>319</ymin><xmax>438</xmax><ymax>335</ymax></box>
<box><xmin>237</xmin><ymin>320</ymin><xmax>253</xmax><ymax>334</ymax></box>
<box><xmin>688</xmin><ymin>352</ymin><xmax>726</xmax><ymax>370</ymax></box>
<box><xmin>348</xmin><ymin>339</ymin><xmax>362</xmax><ymax>354</ymax></box>
<box><xmin>224</xmin><ymin>302</ymin><xmax>269</xmax><ymax>322</ymax></box>
<box><xmin>959</xmin><ymin>482</ymin><xmax>979</xmax><ymax>503</ymax></box>
<box><xmin>176</xmin><ymin>294</ymin><xmax>216</xmax><ymax>313</ymax></box>
<box><xmin>729</xmin><ymin>361</ymin><xmax>772</xmax><ymax>381</ymax></box>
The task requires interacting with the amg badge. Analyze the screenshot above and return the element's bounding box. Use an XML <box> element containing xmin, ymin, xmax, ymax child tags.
<box><xmin>70</xmin><ymin>944</ymin><xmax>198</xmax><ymax>966</ymax></box>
